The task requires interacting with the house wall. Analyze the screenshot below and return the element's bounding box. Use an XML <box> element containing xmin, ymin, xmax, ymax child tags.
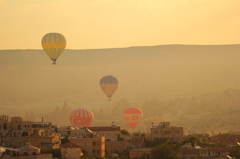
<box><xmin>105</xmin><ymin>141</ymin><xmax>130</xmax><ymax>154</ymax></box>
<box><xmin>71</xmin><ymin>137</ymin><xmax>105</xmax><ymax>158</ymax></box>
<box><xmin>61</xmin><ymin>147</ymin><xmax>82</xmax><ymax>159</ymax></box>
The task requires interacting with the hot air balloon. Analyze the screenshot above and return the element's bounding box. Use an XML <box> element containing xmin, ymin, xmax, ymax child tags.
<box><xmin>99</xmin><ymin>75</ymin><xmax>119</xmax><ymax>101</ymax></box>
<box><xmin>123</xmin><ymin>107</ymin><xmax>143</xmax><ymax>129</ymax></box>
<box><xmin>41</xmin><ymin>33</ymin><xmax>66</xmax><ymax>64</ymax></box>
<box><xmin>70</xmin><ymin>109</ymin><xmax>94</xmax><ymax>127</ymax></box>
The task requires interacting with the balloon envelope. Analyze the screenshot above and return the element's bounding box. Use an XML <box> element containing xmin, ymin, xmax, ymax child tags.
<box><xmin>41</xmin><ymin>33</ymin><xmax>66</xmax><ymax>64</ymax></box>
<box><xmin>99</xmin><ymin>75</ymin><xmax>119</xmax><ymax>101</ymax></box>
<box><xmin>123</xmin><ymin>107</ymin><xmax>143</xmax><ymax>129</ymax></box>
<box><xmin>70</xmin><ymin>109</ymin><xmax>94</xmax><ymax>127</ymax></box>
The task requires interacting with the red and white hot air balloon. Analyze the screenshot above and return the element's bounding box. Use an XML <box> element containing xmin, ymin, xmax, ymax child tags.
<box><xmin>70</xmin><ymin>109</ymin><xmax>94</xmax><ymax>127</ymax></box>
<box><xmin>123</xmin><ymin>107</ymin><xmax>143</xmax><ymax>129</ymax></box>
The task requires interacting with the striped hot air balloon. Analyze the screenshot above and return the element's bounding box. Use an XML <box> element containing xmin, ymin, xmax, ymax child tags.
<box><xmin>70</xmin><ymin>109</ymin><xmax>94</xmax><ymax>127</ymax></box>
<box><xmin>123</xmin><ymin>107</ymin><xmax>143</xmax><ymax>129</ymax></box>
<box><xmin>41</xmin><ymin>33</ymin><xmax>66</xmax><ymax>64</ymax></box>
<box><xmin>99</xmin><ymin>75</ymin><xmax>119</xmax><ymax>101</ymax></box>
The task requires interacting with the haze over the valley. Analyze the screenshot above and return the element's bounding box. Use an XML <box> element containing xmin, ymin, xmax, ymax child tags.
<box><xmin>0</xmin><ymin>44</ymin><xmax>240</xmax><ymax>133</ymax></box>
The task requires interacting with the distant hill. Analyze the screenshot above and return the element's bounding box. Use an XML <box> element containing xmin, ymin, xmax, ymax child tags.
<box><xmin>0</xmin><ymin>44</ymin><xmax>240</xmax><ymax>115</ymax></box>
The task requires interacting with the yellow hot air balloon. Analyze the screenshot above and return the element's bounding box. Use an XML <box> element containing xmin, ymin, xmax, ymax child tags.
<box><xmin>41</xmin><ymin>33</ymin><xmax>66</xmax><ymax>64</ymax></box>
<box><xmin>99</xmin><ymin>75</ymin><xmax>119</xmax><ymax>101</ymax></box>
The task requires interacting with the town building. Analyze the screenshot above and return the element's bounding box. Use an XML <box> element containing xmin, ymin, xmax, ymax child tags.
<box><xmin>0</xmin><ymin>143</ymin><xmax>52</xmax><ymax>159</ymax></box>
<box><xmin>18</xmin><ymin>142</ymin><xmax>40</xmax><ymax>156</ymax></box>
<box><xmin>61</xmin><ymin>141</ymin><xmax>83</xmax><ymax>159</ymax></box>
<box><xmin>27</xmin><ymin>129</ymin><xmax>61</xmax><ymax>151</ymax></box>
<box><xmin>89</xmin><ymin>123</ymin><xmax>121</xmax><ymax>141</ymax></box>
<box><xmin>57</xmin><ymin>126</ymin><xmax>89</xmax><ymax>138</ymax></box>
<box><xmin>70</xmin><ymin>136</ymin><xmax>105</xmax><ymax>158</ymax></box>
<box><xmin>0</xmin><ymin>114</ymin><xmax>57</xmax><ymax>148</ymax></box>
<box><xmin>0</xmin><ymin>115</ymin><xmax>33</xmax><ymax>147</ymax></box>
<box><xmin>150</xmin><ymin>122</ymin><xmax>183</xmax><ymax>142</ymax></box>
<box><xmin>129</xmin><ymin>148</ymin><xmax>152</xmax><ymax>159</ymax></box>
<box><xmin>105</xmin><ymin>140</ymin><xmax>130</xmax><ymax>154</ymax></box>
<box><xmin>210</xmin><ymin>134</ymin><xmax>240</xmax><ymax>146</ymax></box>
<box><xmin>181</xmin><ymin>143</ymin><xmax>232</xmax><ymax>159</ymax></box>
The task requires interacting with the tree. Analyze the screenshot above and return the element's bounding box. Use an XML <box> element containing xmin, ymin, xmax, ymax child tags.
<box><xmin>61</xmin><ymin>134</ymin><xmax>70</xmax><ymax>144</ymax></box>
<box><xmin>133</xmin><ymin>131</ymin><xmax>142</xmax><ymax>136</ymax></box>
<box><xmin>182</xmin><ymin>136</ymin><xmax>220</xmax><ymax>148</ymax></box>
<box><xmin>119</xmin><ymin>150</ymin><xmax>129</xmax><ymax>159</ymax></box>
<box><xmin>182</xmin><ymin>136</ymin><xmax>202</xmax><ymax>147</ymax></box>
<box><xmin>117</xmin><ymin>137</ymin><xmax>125</xmax><ymax>141</ymax></box>
<box><xmin>145</xmin><ymin>138</ymin><xmax>167</xmax><ymax>147</ymax></box>
<box><xmin>41</xmin><ymin>149</ymin><xmax>61</xmax><ymax>158</ymax></box>
<box><xmin>151</xmin><ymin>142</ymin><xmax>179</xmax><ymax>159</ymax></box>
<box><xmin>50</xmin><ymin>149</ymin><xmax>61</xmax><ymax>158</ymax></box>
<box><xmin>121</xmin><ymin>129</ymin><xmax>130</xmax><ymax>135</ymax></box>
<box><xmin>230</xmin><ymin>149</ymin><xmax>240</xmax><ymax>158</ymax></box>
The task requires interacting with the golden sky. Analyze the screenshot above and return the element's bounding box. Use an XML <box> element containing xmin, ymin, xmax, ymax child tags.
<box><xmin>0</xmin><ymin>0</ymin><xmax>239</xmax><ymax>49</ymax></box>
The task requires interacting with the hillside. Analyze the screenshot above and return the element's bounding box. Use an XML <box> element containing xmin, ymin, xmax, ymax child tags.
<box><xmin>0</xmin><ymin>45</ymin><xmax>240</xmax><ymax>131</ymax></box>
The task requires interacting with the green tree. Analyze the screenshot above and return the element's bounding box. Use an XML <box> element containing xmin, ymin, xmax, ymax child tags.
<box><xmin>51</xmin><ymin>149</ymin><xmax>61</xmax><ymax>158</ymax></box>
<box><xmin>133</xmin><ymin>131</ymin><xmax>142</xmax><ymax>136</ymax></box>
<box><xmin>230</xmin><ymin>149</ymin><xmax>240</xmax><ymax>158</ymax></box>
<box><xmin>182</xmin><ymin>136</ymin><xmax>202</xmax><ymax>147</ymax></box>
<box><xmin>61</xmin><ymin>134</ymin><xmax>70</xmax><ymax>144</ymax></box>
<box><xmin>182</xmin><ymin>136</ymin><xmax>220</xmax><ymax>148</ymax></box>
<box><xmin>151</xmin><ymin>142</ymin><xmax>179</xmax><ymax>159</ymax></box>
<box><xmin>117</xmin><ymin>137</ymin><xmax>125</xmax><ymax>141</ymax></box>
<box><xmin>119</xmin><ymin>150</ymin><xmax>129</xmax><ymax>159</ymax></box>
<box><xmin>145</xmin><ymin>138</ymin><xmax>167</xmax><ymax>147</ymax></box>
<box><xmin>41</xmin><ymin>149</ymin><xmax>61</xmax><ymax>158</ymax></box>
<box><xmin>121</xmin><ymin>129</ymin><xmax>130</xmax><ymax>135</ymax></box>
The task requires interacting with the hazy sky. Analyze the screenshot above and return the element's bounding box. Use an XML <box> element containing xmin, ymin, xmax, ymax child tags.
<box><xmin>0</xmin><ymin>0</ymin><xmax>239</xmax><ymax>49</ymax></box>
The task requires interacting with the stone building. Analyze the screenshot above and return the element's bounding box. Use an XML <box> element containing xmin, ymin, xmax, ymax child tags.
<box><xmin>0</xmin><ymin>113</ymin><xmax>59</xmax><ymax>149</ymax></box>
<box><xmin>129</xmin><ymin>148</ymin><xmax>152</xmax><ymax>159</ymax></box>
<box><xmin>89</xmin><ymin>123</ymin><xmax>121</xmax><ymax>141</ymax></box>
<box><xmin>70</xmin><ymin>136</ymin><xmax>105</xmax><ymax>158</ymax></box>
<box><xmin>61</xmin><ymin>142</ymin><xmax>83</xmax><ymax>159</ymax></box>
<box><xmin>181</xmin><ymin>143</ymin><xmax>232</xmax><ymax>159</ymax></box>
<box><xmin>0</xmin><ymin>115</ymin><xmax>33</xmax><ymax>147</ymax></box>
<box><xmin>18</xmin><ymin>142</ymin><xmax>40</xmax><ymax>156</ymax></box>
<box><xmin>0</xmin><ymin>143</ymin><xmax>52</xmax><ymax>159</ymax></box>
<box><xmin>27</xmin><ymin>129</ymin><xmax>61</xmax><ymax>151</ymax></box>
<box><xmin>150</xmin><ymin>122</ymin><xmax>183</xmax><ymax>142</ymax></box>
<box><xmin>105</xmin><ymin>140</ymin><xmax>130</xmax><ymax>154</ymax></box>
<box><xmin>57</xmin><ymin>126</ymin><xmax>89</xmax><ymax>138</ymax></box>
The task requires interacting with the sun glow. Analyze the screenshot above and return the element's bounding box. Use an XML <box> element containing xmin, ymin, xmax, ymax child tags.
<box><xmin>0</xmin><ymin>0</ymin><xmax>239</xmax><ymax>49</ymax></box>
